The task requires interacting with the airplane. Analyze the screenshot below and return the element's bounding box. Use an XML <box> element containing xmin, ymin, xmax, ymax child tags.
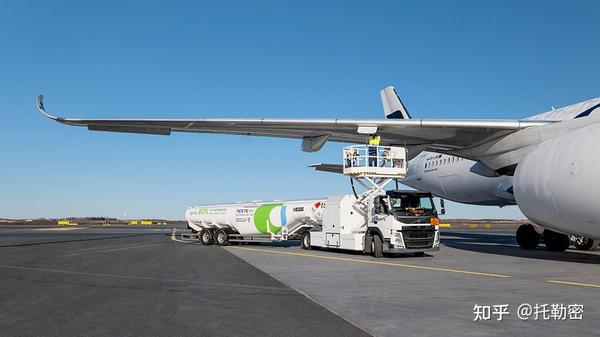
<box><xmin>35</xmin><ymin>87</ymin><xmax>600</xmax><ymax>252</ymax></box>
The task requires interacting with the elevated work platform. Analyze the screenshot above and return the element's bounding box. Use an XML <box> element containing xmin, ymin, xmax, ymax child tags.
<box><xmin>343</xmin><ymin>145</ymin><xmax>407</xmax><ymax>178</ymax></box>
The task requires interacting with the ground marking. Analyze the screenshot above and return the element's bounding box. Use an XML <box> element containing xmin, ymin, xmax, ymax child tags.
<box><xmin>547</xmin><ymin>280</ymin><xmax>600</xmax><ymax>289</ymax></box>
<box><xmin>59</xmin><ymin>243</ymin><xmax>162</xmax><ymax>257</ymax></box>
<box><xmin>227</xmin><ymin>246</ymin><xmax>511</xmax><ymax>279</ymax></box>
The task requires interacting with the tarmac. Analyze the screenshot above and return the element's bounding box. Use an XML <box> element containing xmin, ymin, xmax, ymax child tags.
<box><xmin>1</xmin><ymin>225</ymin><xmax>599</xmax><ymax>337</ymax></box>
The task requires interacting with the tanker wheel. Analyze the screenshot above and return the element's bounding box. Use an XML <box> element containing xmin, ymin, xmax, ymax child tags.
<box><xmin>371</xmin><ymin>235</ymin><xmax>383</xmax><ymax>258</ymax></box>
<box><xmin>215</xmin><ymin>229</ymin><xmax>229</xmax><ymax>246</ymax></box>
<box><xmin>543</xmin><ymin>229</ymin><xmax>570</xmax><ymax>252</ymax></box>
<box><xmin>516</xmin><ymin>224</ymin><xmax>540</xmax><ymax>250</ymax></box>
<box><xmin>572</xmin><ymin>236</ymin><xmax>595</xmax><ymax>251</ymax></box>
<box><xmin>300</xmin><ymin>232</ymin><xmax>311</xmax><ymax>250</ymax></box>
<box><xmin>199</xmin><ymin>228</ymin><xmax>214</xmax><ymax>245</ymax></box>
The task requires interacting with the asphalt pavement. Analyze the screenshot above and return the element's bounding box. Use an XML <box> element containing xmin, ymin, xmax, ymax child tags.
<box><xmin>0</xmin><ymin>226</ymin><xmax>369</xmax><ymax>337</ymax></box>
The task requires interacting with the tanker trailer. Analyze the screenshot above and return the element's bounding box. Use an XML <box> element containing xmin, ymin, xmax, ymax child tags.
<box><xmin>185</xmin><ymin>199</ymin><xmax>324</xmax><ymax>245</ymax></box>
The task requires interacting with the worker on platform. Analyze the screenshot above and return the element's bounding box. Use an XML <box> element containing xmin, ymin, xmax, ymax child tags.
<box><xmin>344</xmin><ymin>147</ymin><xmax>354</xmax><ymax>168</ymax></box>
<box><xmin>368</xmin><ymin>134</ymin><xmax>380</xmax><ymax>167</ymax></box>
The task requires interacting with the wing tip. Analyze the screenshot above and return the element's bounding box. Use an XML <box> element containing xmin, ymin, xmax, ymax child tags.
<box><xmin>35</xmin><ymin>94</ymin><xmax>63</xmax><ymax>121</ymax></box>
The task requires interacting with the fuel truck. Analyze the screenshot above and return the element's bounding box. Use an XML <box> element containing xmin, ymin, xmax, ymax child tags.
<box><xmin>185</xmin><ymin>190</ymin><xmax>440</xmax><ymax>257</ymax></box>
<box><xmin>185</xmin><ymin>145</ymin><xmax>440</xmax><ymax>257</ymax></box>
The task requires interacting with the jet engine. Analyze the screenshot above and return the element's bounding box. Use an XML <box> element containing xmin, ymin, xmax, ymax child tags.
<box><xmin>514</xmin><ymin>122</ymin><xmax>600</xmax><ymax>239</ymax></box>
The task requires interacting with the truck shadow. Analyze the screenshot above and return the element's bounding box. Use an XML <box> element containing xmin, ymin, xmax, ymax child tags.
<box><xmin>442</xmin><ymin>231</ymin><xmax>600</xmax><ymax>265</ymax></box>
<box><xmin>234</xmin><ymin>241</ymin><xmax>301</xmax><ymax>248</ymax></box>
<box><xmin>238</xmin><ymin>241</ymin><xmax>432</xmax><ymax>258</ymax></box>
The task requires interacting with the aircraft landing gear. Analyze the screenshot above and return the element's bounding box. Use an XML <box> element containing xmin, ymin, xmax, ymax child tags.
<box><xmin>543</xmin><ymin>229</ymin><xmax>570</xmax><ymax>252</ymax></box>
<box><xmin>572</xmin><ymin>236</ymin><xmax>598</xmax><ymax>251</ymax></box>
<box><xmin>516</xmin><ymin>224</ymin><xmax>540</xmax><ymax>249</ymax></box>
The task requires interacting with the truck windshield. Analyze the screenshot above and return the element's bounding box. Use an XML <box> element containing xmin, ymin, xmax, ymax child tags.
<box><xmin>389</xmin><ymin>194</ymin><xmax>436</xmax><ymax>217</ymax></box>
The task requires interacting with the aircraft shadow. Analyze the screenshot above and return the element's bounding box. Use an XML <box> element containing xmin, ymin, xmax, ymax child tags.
<box><xmin>442</xmin><ymin>231</ymin><xmax>600</xmax><ymax>265</ymax></box>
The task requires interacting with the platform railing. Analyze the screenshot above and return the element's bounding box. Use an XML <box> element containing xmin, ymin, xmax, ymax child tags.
<box><xmin>342</xmin><ymin>145</ymin><xmax>407</xmax><ymax>178</ymax></box>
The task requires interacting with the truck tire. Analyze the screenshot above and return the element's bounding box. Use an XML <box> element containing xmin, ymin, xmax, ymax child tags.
<box><xmin>215</xmin><ymin>229</ymin><xmax>229</xmax><ymax>246</ymax></box>
<box><xmin>301</xmin><ymin>232</ymin><xmax>311</xmax><ymax>250</ymax></box>
<box><xmin>364</xmin><ymin>235</ymin><xmax>373</xmax><ymax>254</ymax></box>
<box><xmin>372</xmin><ymin>235</ymin><xmax>383</xmax><ymax>258</ymax></box>
<box><xmin>199</xmin><ymin>228</ymin><xmax>214</xmax><ymax>245</ymax></box>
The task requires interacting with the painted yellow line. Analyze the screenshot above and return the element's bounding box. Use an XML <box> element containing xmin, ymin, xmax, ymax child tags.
<box><xmin>438</xmin><ymin>224</ymin><xmax>452</xmax><ymax>228</ymax></box>
<box><xmin>547</xmin><ymin>280</ymin><xmax>600</xmax><ymax>289</ymax></box>
<box><xmin>228</xmin><ymin>246</ymin><xmax>511</xmax><ymax>279</ymax></box>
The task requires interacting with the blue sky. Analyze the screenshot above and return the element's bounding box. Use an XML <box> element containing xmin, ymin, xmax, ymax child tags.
<box><xmin>1</xmin><ymin>0</ymin><xmax>599</xmax><ymax>219</ymax></box>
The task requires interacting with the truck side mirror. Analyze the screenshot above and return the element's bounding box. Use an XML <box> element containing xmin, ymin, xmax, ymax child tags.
<box><xmin>440</xmin><ymin>199</ymin><xmax>446</xmax><ymax>215</ymax></box>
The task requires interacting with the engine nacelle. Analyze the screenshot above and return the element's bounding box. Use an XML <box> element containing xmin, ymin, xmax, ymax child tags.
<box><xmin>514</xmin><ymin>123</ymin><xmax>600</xmax><ymax>239</ymax></box>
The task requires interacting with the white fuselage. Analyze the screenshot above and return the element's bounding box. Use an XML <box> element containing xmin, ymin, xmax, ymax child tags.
<box><xmin>399</xmin><ymin>98</ymin><xmax>600</xmax><ymax>238</ymax></box>
<box><xmin>402</xmin><ymin>151</ymin><xmax>514</xmax><ymax>206</ymax></box>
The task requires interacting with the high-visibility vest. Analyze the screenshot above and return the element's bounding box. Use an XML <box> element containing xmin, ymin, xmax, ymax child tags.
<box><xmin>368</xmin><ymin>135</ymin><xmax>381</xmax><ymax>145</ymax></box>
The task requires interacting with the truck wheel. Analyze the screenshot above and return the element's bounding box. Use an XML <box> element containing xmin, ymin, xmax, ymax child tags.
<box><xmin>372</xmin><ymin>235</ymin><xmax>383</xmax><ymax>258</ymax></box>
<box><xmin>301</xmin><ymin>232</ymin><xmax>311</xmax><ymax>250</ymax></box>
<box><xmin>364</xmin><ymin>235</ymin><xmax>373</xmax><ymax>254</ymax></box>
<box><xmin>199</xmin><ymin>228</ymin><xmax>214</xmax><ymax>245</ymax></box>
<box><xmin>215</xmin><ymin>229</ymin><xmax>229</xmax><ymax>246</ymax></box>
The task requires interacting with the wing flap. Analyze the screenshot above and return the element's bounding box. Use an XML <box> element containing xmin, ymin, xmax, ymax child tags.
<box><xmin>308</xmin><ymin>163</ymin><xmax>344</xmax><ymax>174</ymax></box>
<box><xmin>88</xmin><ymin>125</ymin><xmax>171</xmax><ymax>135</ymax></box>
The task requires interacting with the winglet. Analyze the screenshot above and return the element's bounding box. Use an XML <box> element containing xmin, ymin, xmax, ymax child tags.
<box><xmin>36</xmin><ymin>95</ymin><xmax>63</xmax><ymax>121</ymax></box>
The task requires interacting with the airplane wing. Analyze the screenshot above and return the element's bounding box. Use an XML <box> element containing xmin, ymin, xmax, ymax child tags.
<box><xmin>308</xmin><ymin>163</ymin><xmax>344</xmax><ymax>174</ymax></box>
<box><xmin>36</xmin><ymin>95</ymin><xmax>552</xmax><ymax>153</ymax></box>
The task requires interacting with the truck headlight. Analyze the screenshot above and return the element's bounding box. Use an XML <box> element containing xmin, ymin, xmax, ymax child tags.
<box><xmin>394</xmin><ymin>231</ymin><xmax>405</xmax><ymax>248</ymax></box>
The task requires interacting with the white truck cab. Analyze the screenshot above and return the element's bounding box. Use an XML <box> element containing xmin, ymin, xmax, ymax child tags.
<box><xmin>306</xmin><ymin>190</ymin><xmax>440</xmax><ymax>257</ymax></box>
